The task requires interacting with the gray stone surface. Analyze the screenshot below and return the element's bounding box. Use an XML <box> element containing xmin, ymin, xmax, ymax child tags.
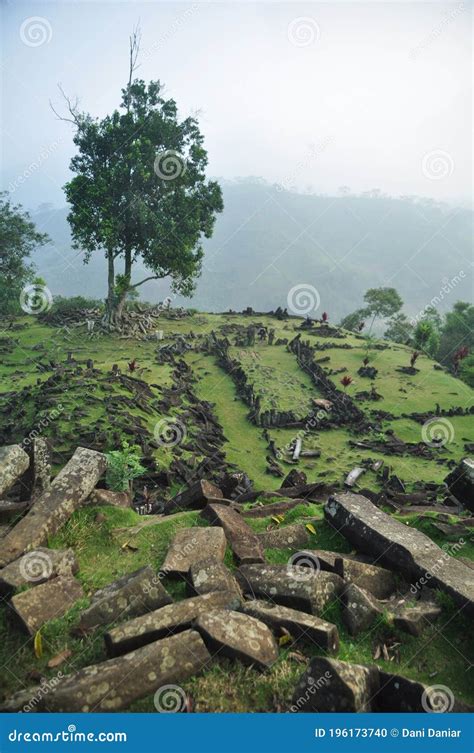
<box><xmin>376</xmin><ymin>671</ymin><xmax>474</xmax><ymax>712</ymax></box>
<box><xmin>445</xmin><ymin>458</ymin><xmax>474</xmax><ymax>512</ymax></box>
<box><xmin>0</xmin><ymin>444</ymin><xmax>29</xmax><ymax>498</ymax></box>
<box><xmin>161</xmin><ymin>526</ymin><xmax>227</xmax><ymax>576</ymax></box>
<box><xmin>342</xmin><ymin>583</ymin><xmax>383</xmax><ymax>635</ymax></box>
<box><xmin>335</xmin><ymin>557</ymin><xmax>396</xmax><ymax>599</ymax></box>
<box><xmin>188</xmin><ymin>558</ymin><xmax>242</xmax><ymax>597</ymax></box>
<box><xmin>78</xmin><ymin>566</ymin><xmax>172</xmax><ymax>629</ymax></box>
<box><xmin>291</xmin><ymin>657</ymin><xmax>379</xmax><ymax>712</ymax></box>
<box><xmin>237</xmin><ymin>564</ymin><xmax>343</xmax><ymax>615</ymax></box>
<box><xmin>85</xmin><ymin>489</ymin><xmax>131</xmax><ymax>508</ymax></box>
<box><xmin>258</xmin><ymin>524</ymin><xmax>310</xmax><ymax>550</ymax></box>
<box><xmin>0</xmin><ymin>448</ymin><xmax>107</xmax><ymax>566</ymax></box>
<box><xmin>9</xmin><ymin>575</ymin><xmax>84</xmax><ymax>635</ymax></box>
<box><xmin>241</xmin><ymin>599</ymin><xmax>339</xmax><ymax>653</ymax></box>
<box><xmin>202</xmin><ymin>503</ymin><xmax>265</xmax><ymax>564</ymax></box>
<box><xmin>105</xmin><ymin>590</ymin><xmax>241</xmax><ymax>656</ymax></box>
<box><xmin>0</xmin><ymin>547</ymin><xmax>78</xmax><ymax>596</ymax></box>
<box><xmin>195</xmin><ymin>608</ymin><xmax>278</xmax><ymax>669</ymax></box>
<box><xmin>163</xmin><ymin>479</ymin><xmax>223</xmax><ymax>514</ymax></box>
<box><xmin>325</xmin><ymin>492</ymin><xmax>474</xmax><ymax>616</ymax></box>
<box><xmin>0</xmin><ymin>630</ymin><xmax>211</xmax><ymax>712</ymax></box>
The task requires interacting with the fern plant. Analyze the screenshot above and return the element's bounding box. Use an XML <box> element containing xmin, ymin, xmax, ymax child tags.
<box><xmin>105</xmin><ymin>441</ymin><xmax>146</xmax><ymax>493</ymax></box>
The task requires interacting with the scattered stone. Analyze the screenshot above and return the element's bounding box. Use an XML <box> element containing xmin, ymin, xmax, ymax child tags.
<box><xmin>78</xmin><ymin>566</ymin><xmax>172</xmax><ymax>630</ymax></box>
<box><xmin>188</xmin><ymin>558</ymin><xmax>242</xmax><ymax>597</ymax></box>
<box><xmin>163</xmin><ymin>479</ymin><xmax>223</xmax><ymax>514</ymax></box>
<box><xmin>0</xmin><ymin>500</ymin><xmax>28</xmax><ymax>524</ymax></box>
<box><xmin>236</xmin><ymin>564</ymin><xmax>343</xmax><ymax>615</ymax></box>
<box><xmin>0</xmin><ymin>630</ymin><xmax>211</xmax><ymax>712</ymax></box>
<box><xmin>201</xmin><ymin>503</ymin><xmax>265</xmax><ymax>564</ymax></box>
<box><xmin>342</xmin><ymin>583</ymin><xmax>383</xmax><ymax>635</ymax></box>
<box><xmin>291</xmin><ymin>657</ymin><xmax>379</xmax><ymax>712</ymax></box>
<box><xmin>0</xmin><ymin>444</ymin><xmax>30</xmax><ymax>497</ymax></box>
<box><xmin>9</xmin><ymin>575</ymin><xmax>84</xmax><ymax>635</ymax></box>
<box><xmin>195</xmin><ymin>609</ymin><xmax>278</xmax><ymax>669</ymax></box>
<box><xmin>444</xmin><ymin>458</ymin><xmax>474</xmax><ymax>511</ymax></box>
<box><xmin>0</xmin><ymin>548</ymin><xmax>78</xmax><ymax>596</ymax></box>
<box><xmin>335</xmin><ymin>557</ymin><xmax>396</xmax><ymax>599</ymax></box>
<box><xmin>161</xmin><ymin>527</ymin><xmax>227</xmax><ymax>577</ymax></box>
<box><xmin>86</xmin><ymin>488</ymin><xmax>131</xmax><ymax>509</ymax></box>
<box><xmin>344</xmin><ymin>467</ymin><xmax>366</xmax><ymax>487</ymax></box>
<box><xmin>0</xmin><ymin>448</ymin><xmax>107</xmax><ymax>566</ymax></box>
<box><xmin>241</xmin><ymin>599</ymin><xmax>339</xmax><ymax>653</ymax></box>
<box><xmin>325</xmin><ymin>492</ymin><xmax>474</xmax><ymax>616</ymax></box>
<box><xmin>29</xmin><ymin>438</ymin><xmax>52</xmax><ymax>502</ymax></box>
<box><xmin>239</xmin><ymin>498</ymin><xmax>310</xmax><ymax>519</ymax></box>
<box><xmin>105</xmin><ymin>590</ymin><xmax>240</xmax><ymax>657</ymax></box>
<box><xmin>258</xmin><ymin>524</ymin><xmax>310</xmax><ymax>550</ymax></box>
<box><xmin>375</xmin><ymin>671</ymin><xmax>474</xmax><ymax>712</ymax></box>
<box><xmin>392</xmin><ymin>602</ymin><xmax>441</xmax><ymax>636</ymax></box>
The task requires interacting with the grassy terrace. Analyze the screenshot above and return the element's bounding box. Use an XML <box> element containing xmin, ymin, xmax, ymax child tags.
<box><xmin>0</xmin><ymin>313</ymin><xmax>473</xmax><ymax>711</ymax></box>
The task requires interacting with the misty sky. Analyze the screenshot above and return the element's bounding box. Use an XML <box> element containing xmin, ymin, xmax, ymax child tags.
<box><xmin>1</xmin><ymin>1</ymin><xmax>472</xmax><ymax>210</ymax></box>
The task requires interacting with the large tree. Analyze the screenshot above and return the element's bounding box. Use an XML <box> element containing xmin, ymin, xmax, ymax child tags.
<box><xmin>363</xmin><ymin>287</ymin><xmax>403</xmax><ymax>337</ymax></box>
<box><xmin>0</xmin><ymin>194</ymin><xmax>49</xmax><ymax>315</ymax></box>
<box><xmin>59</xmin><ymin>31</ymin><xmax>223</xmax><ymax>324</ymax></box>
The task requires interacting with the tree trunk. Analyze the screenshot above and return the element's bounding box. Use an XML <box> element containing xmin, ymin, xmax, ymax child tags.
<box><xmin>105</xmin><ymin>250</ymin><xmax>115</xmax><ymax>324</ymax></box>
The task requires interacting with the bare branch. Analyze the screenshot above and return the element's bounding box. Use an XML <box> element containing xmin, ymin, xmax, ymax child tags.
<box><xmin>130</xmin><ymin>274</ymin><xmax>165</xmax><ymax>289</ymax></box>
<box><xmin>49</xmin><ymin>83</ymin><xmax>83</xmax><ymax>128</ymax></box>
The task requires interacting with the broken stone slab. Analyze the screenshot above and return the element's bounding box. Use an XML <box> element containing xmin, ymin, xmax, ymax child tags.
<box><xmin>27</xmin><ymin>437</ymin><xmax>52</xmax><ymax>502</ymax></box>
<box><xmin>78</xmin><ymin>566</ymin><xmax>172</xmax><ymax>630</ymax></box>
<box><xmin>258</xmin><ymin>524</ymin><xmax>310</xmax><ymax>550</ymax></box>
<box><xmin>0</xmin><ymin>548</ymin><xmax>78</xmax><ymax>596</ymax></box>
<box><xmin>0</xmin><ymin>447</ymin><xmax>107</xmax><ymax>566</ymax></box>
<box><xmin>392</xmin><ymin>602</ymin><xmax>441</xmax><ymax>636</ymax></box>
<box><xmin>375</xmin><ymin>671</ymin><xmax>474</xmax><ymax>712</ymax></box>
<box><xmin>325</xmin><ymin>492</ymin><xmax>474</xmax><ymax>616</ymax></box>
<box><xmin>161</xmin><ymin>526</ymin><xmax>227</xmax><ymax>577</ymax></box>
<box><xmin>105</xmin><ymin>590</ymin><xmax>241</xmax><ymax>657</ymax></box>
<box><xmin>445</xmin><ymin>458</ymin><xmax>474</xmax><ymax>512</ymax></box>
<box><xmin>195</xmin><ymin>608</ymin><xmax>278</xmax><ymax>669</ymax></box>
<box><xmin>0</xmin><ymin>630</ymin><xmax>210</xmax><ymax>713</ymax></box>
<box><xmin>0</xmin><ymin>500</ymin><xmax>29</xmax><ymax>524</ymax></box>
<box><xmin>241</xmin><ymin>599</ymin><xmax>339</xmax><ymax>653</ymax></box>
<box><xmin>201</xmin><ymin>503</ymin><xmax>265</xmax><ymax>564</ymax></box>
<box><xmin>9</xmin><ymin>575</ymin><xmax>84</xmax><ymax>635</ymax></box>
<box><xmin>236</xmin><ymin>564</ymin><xmax>343</xmax><ymax>615</ymax></box>
<box><xmin>162</xmin><ymin>479</ymin><xmax>223</xmax><ymax>515</ymax></box>
<box><xmin>0</xmin><ymin>444</ymin><xmax>30</xmax><ymax>497</ymax></box>
<box><xmin>238</xmin><ymin>498</ymin><xmax>310</xmax><ymax>518</ymax></box>
<box><xmin>342</xmin><ymin>583</ymin><xmax>383</xmax><ymax>636</ymax></box>
<box><xmin>335</xmin><ymin>557</ymin><xmax>396</xmax><ymax>599</ymax></box>
<box><xmin>291</xmin><ymin>657</ymin><xmax>379</xmax><ymax>712</ymax></box>
<box><xmin>85</xmin><ymin>488</ymin><xmax>131</xmax><ymax>508</ymax></box>
<box><xmin>188</xmin><ymin>558</ymin><xmax>242</xmax><ymax>598</ymax></box>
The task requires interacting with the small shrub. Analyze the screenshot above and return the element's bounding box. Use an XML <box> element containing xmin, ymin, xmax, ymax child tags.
<box><xmin>105</xmin><ymin>441</ymin><xmax>146</xmax><ymax>493</ymax></box>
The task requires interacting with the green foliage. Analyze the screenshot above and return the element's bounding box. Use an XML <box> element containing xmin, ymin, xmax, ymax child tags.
<box><xmin>459</xmin><ymin>353</ymin><xmax>474</xmax><ymax>387</ymax></box>
<box><xmin>384</xmin><ymin>312</ymin><xmax>413</xmax><ymax>344</ymax></box>
<box><xmin>105</xmin><ymin>441</ymin><xmax>146</xmax><ymax>492</ymax></box>
<box><xmin>63</xmin><ymin>54</ymin><xmax>223</xmax><ymax>320</ymax></box>
<box><xmin>438</xmin><ymin>301</ymin><xmax>474</xmax><ymax>367</ymax></box>
<box><xmin>0</xmin><ymin>194</ymin><xmax>49</xmax><ymax>314</ymax></box>
<box><xmin>414</xmin><ymin>319</ymin><xmax>440</xmax><ymax>358</ymax></box>
<box><xmin>364</xmin><ymin>287</ymin><xmax>403</xmax><ymax>320</ymax></box>
<box><xmin>46</xmin><ymin>295</ymin><xmax>103</xmax><ymax>316</ymax></box>
<box><xmin>339</xmin><ymin>307</ymin><xmax>368</xmax><ymax>332</ymax></box>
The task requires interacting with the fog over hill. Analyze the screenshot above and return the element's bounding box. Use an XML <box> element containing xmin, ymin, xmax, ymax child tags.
<box><xmin>31</xmin><ymin>180</ymin><xmax>472</xmax><ymax>321</ymax></box>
